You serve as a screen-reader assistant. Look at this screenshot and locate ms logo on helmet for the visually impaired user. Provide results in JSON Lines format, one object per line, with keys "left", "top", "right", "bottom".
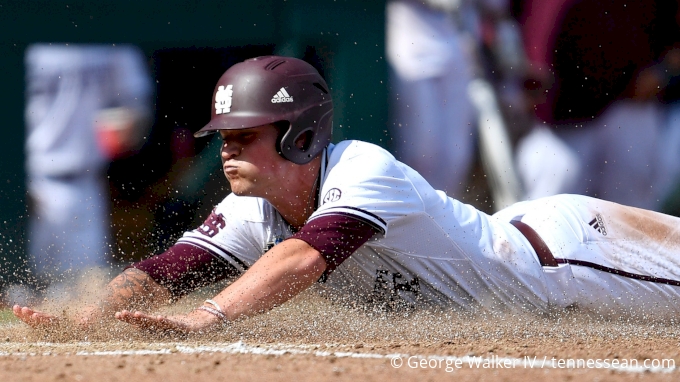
{"left": 215, "top": 85, "right": 234, "bottom": 114}
{"left": 271, "top": 87, "right": 293, "bottom": 103}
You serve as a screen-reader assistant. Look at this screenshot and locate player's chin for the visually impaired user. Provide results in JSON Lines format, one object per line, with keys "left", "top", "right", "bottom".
{"left": 228, "top": 182, "right": 255, "bottom": 197}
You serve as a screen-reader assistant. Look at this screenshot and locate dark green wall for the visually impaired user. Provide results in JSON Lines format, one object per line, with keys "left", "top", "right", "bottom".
{"left": 0, "top": 0, "right": 388, "bottom": 285}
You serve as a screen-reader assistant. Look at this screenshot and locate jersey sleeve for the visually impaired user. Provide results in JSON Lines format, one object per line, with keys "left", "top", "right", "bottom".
{"left": 290, "top": 214, "right": 376, "bottom": 275}
{"left": 129, "top": 242, "right": 239, "bottom": 298}
{"left": 175, "top": 193, "right": 292, "bottom": 272}
{"left": 310, "top": 141, "right": 425, "bottom": 236}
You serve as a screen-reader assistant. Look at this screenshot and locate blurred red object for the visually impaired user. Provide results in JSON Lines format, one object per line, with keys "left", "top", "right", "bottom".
{"left": 95, "top": 107, "right": 148, "bottom": 160}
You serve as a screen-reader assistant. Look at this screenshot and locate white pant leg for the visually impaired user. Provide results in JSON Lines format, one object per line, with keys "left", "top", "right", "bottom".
{"left": 28, "top": 174, "right": 110, "bottom": 282}
{"left": 517, "top": 194, "right": 680, "bottom": 319}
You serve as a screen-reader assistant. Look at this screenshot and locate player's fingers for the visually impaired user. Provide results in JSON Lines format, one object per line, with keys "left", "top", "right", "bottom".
{"left": 26, "top": 309, "right": 55, "bottom": 324}
{"left": 16, "top": 306, "right": 37, "bottom": 322}
{"left": 116, "top": 310, "right": 151, "bottom": 322}
{"left": 131, "top": 312, "right": 176, "bottom": 330}
{"left": 13, "top": 306, "right": 57, "bottom": 327}
{"left": 116, "top": 310, "right": 161, "bottom": 327}
{"left": 114, "top": 310, "right": 150, "bottom": 329}
{"left": 114, "top": 310, "right": 137, "bottom": 323}
{"left": 12, "top": 305, "right": 32, "bottom": 323}
{"left": 116, "top": 310, "right": 185, "bottom": 333}
{"left": 30, "top": 313, "right": 57, "bottom": 326}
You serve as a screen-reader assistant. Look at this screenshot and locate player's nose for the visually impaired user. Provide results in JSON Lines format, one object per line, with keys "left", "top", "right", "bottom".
{"left": 221, "top": 141, "right": 241, "bottom": 160}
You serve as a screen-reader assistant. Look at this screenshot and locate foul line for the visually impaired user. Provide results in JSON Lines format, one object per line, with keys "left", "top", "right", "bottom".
{"left": 0, "top": 341, "right": 675, "bottom": 374}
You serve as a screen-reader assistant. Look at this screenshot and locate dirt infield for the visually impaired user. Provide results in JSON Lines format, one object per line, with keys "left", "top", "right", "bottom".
{"left": 1, "top": 289, "right": 679, "bottom": 381}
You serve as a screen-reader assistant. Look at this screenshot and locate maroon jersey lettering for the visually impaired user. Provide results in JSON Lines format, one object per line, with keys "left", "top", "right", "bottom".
{"left": 198, "top": 210, "right": 226, "bottom": 237}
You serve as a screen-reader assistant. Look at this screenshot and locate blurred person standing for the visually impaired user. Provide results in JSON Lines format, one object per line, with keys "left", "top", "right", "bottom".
{"left": 386, "top": 0, "right": 477, "bottom": 197}
{"left": 17, "top": 44, "right": 153, "bottom": 303}
{"left": 387, "top": 0, "right": 526, "bottom": 204}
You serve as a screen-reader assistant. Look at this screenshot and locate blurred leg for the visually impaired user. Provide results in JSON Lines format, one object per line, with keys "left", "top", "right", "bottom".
{"left": 515, "top": 125, "right": 580, "bottom": 200}
{"left": 390, "top": 68, "right": 475, "bottom": 196}
{"left": 596, "top": 101, "right": 660, "bottom": 209}
{"left": 29, "top": 174, "right": 109, "bottom": 286}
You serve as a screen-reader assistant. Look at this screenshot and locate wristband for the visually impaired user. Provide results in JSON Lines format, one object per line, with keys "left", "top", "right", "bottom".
{"left": 197, "top": 306, "right": 228, "bottom": 322}
{"left": 204, "top": 299, "right": 225, "bottom": 314}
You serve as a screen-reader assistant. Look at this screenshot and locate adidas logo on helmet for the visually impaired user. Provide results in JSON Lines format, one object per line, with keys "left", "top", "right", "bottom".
{"left": 271, "top": 87, "right": 293, "bottom": 103}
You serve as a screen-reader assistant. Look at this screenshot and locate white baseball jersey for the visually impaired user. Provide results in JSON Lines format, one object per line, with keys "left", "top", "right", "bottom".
{"left": 177, "top": 140, "right": 680, "bottom": 317}
{"left": 179, "top": 140, "right": 559, "bottom": 313}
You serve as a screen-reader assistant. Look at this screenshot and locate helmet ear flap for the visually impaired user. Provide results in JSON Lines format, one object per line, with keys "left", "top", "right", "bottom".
{"left": 280, "top": 127, "right": 314, "bottom": 159}
{"left": 279, "top": 101, "right": 333, "bottom": 164}
{"left": 279, "top": 126, "right": 313, "bottom": 163}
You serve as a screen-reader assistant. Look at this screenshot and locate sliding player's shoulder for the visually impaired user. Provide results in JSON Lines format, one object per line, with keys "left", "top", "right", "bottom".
{"left": 329, "top": 140, "right": 395, "bottom": 162}
{"left": 213, "top": 193, "right": 277, "bottom": 223}
{"left": 327, "top": 140, "right": 402, "bottom": 177}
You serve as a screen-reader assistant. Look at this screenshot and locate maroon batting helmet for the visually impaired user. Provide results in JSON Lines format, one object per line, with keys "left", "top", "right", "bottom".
{"left": 194, "top": 56, "right": 333, "bottom": 164}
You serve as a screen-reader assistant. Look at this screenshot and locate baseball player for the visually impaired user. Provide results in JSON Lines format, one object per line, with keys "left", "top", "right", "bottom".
{"left": 19, "top": 44, "right": 152, "bottom": 304}
{"left": 13, "top": 56, "right": 680, "bottom": 332}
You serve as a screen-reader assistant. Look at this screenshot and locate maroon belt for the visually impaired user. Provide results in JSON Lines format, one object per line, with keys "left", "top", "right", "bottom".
{"left": 510, "top": 220, "right": 558, "bottom": 267}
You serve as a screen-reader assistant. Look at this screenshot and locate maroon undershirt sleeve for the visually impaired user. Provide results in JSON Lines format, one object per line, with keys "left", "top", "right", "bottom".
{"left": 290, "top": 214, "right": 378, "bottom": 276}
{"left": 130, "top": 214, "right": 377, "bottom": 296}
{"left": 128, "top": 243, "right": 240, "bottom": 299}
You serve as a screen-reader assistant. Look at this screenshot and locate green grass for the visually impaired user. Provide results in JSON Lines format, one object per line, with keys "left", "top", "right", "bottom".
{"left": 0, "top": 308, "right": 17, "bottom": 324}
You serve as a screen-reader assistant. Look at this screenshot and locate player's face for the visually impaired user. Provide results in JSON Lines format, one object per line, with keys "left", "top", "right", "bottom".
{"left": 219, "top": 125, "right": 293, "bottom": 197}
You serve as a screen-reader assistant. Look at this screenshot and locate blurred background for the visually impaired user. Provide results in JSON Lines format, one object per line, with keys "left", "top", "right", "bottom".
{"left": 1, "top": 0, "right": 680, "bottom": 302}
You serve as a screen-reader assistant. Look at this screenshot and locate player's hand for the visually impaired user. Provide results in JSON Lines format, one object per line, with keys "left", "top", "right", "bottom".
{"left": 114, "top": 309, "right": 221, "bottom": 334}
{"left": 13, "top": 304, "right": 107, "bottom": 330}
{"left": 12, "top": 305, "right": 61, "bottom": 328}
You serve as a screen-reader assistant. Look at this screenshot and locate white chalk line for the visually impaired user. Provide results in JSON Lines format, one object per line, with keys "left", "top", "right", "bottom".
{"left": 0, "top": 341, "right": 675, "bottom": 374}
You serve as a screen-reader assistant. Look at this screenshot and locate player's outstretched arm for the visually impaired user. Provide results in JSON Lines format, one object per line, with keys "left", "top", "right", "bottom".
{"left": 13, "top": 268, "right": 172, "bottom": 329}
{"left": 115, "top": 238, "right": 326, "bottom": 333}
{"left": 90, "top": 267, "right": 172, "bottom": 322}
